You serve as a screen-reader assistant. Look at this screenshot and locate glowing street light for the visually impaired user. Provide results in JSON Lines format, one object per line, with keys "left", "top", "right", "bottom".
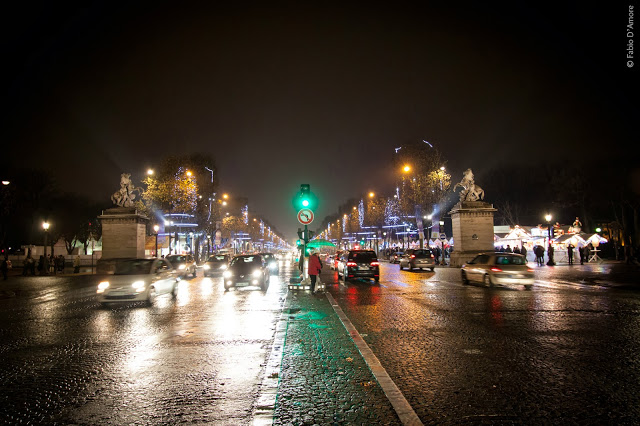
{"left": 153, "top": 224, "right": 160, "bottom": 257}
{"left": 147, "top": 169, "right": 154, "bottom": 175}
{"left": 42, "top": 221, "right": 50, "bottom": 275}
{"left": 368, "top": 192, "right": 375, "bottom": 198}
{"left": 545, "top": 214, "right": 555, "bottom": 266}
{"left": 403, "top": 165, "right": 411, "bottom": 173}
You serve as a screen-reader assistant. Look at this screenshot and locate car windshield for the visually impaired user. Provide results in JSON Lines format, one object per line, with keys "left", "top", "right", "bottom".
{"left": 495, "top": 255, "right": 527, "bottom": 265}
{"left": 230, "top": 256, "right": 261, "bottom": 266}
{"left": 412, "top": 249, "right": 431, "bottom": 257}
{"left": 350, "top": 251, "right": 377, "bottom": 261}
{"left": 167, "top": 255, "right": 187, "bottom": 263}
{"left": 208, "top": 255, "right": 227, "bottom": 262}
{"left": 114, "top": 259, "right": 153, "bottom": 275}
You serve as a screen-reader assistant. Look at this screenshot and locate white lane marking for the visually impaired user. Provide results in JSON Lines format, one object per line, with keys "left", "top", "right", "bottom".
{"left": 253, "top": 290, "right": 289, "bottom": 425}
{"left": 326, "top": 293, "right": 424, "bottom": 426}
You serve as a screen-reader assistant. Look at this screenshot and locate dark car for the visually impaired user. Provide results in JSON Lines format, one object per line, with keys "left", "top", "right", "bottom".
{"left": 223, "top": 254, "right": 269, "bottom": 291}
{"left": 166, "top": 254, "right": 197, "bottom": 279}
{"left": 259, "top": 252, "right": 279, "bottom": 274}
{"left": 391, "top": 251, "right": 404, "bottom": 264}
{"left": 399, "top": 249, "right": 436, "bottom": 271}
{"left": 203, "top": 254, "right": 230, "bottom": 277}
{"left": 338, "top": 250, "right": 380, "bottom": 283}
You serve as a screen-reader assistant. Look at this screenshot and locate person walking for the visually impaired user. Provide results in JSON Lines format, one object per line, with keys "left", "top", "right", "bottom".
{"left": 1, "top": 256, "right": 9, "bottom": 281}
{"left": 308, "top": 250, "right": 323, "bottom": 293}
{"left": 73, "top": 256, "right": 80, "bottom": 274}
{"left": 534, "top": 245, "right": 544, "bottom": 266}
{"left": 521, "top": 245, "right": 528, "bottom": 261}
{"left": 567, "top": 243, "right": 574, "bottom": 265}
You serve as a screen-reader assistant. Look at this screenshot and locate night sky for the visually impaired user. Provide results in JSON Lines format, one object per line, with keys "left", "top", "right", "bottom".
{"left": 2, "top": 2, "right": 637, "bottom": 239}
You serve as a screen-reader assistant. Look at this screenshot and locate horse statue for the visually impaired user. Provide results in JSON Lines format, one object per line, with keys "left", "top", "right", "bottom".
{"left": 111, "top": 173, "right": 142, "bottom": 207}
{"left": 453, "top": 168, "right": 485, "bottom": 202}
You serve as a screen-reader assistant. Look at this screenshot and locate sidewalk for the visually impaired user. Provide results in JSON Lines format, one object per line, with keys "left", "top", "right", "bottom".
{"left": 269, "top": 270, "right": 401, "bottom": 425}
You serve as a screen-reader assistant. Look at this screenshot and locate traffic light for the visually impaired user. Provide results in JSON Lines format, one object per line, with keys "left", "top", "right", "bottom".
{"left": 292, "top": 184, "right": 318, "bottom": 212}
{"left": 308, "top": 230, "right": 315, "bottom": 240}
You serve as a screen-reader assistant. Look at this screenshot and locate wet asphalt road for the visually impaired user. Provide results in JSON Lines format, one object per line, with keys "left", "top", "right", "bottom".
{"left": 0, "top": 266, "right": 293, "bottom": 425}
{"left": 1, "top": 261, "right": 639, "bottom": 424}
{"left": 326, "top": 262, "right": 640, "bottom": 424}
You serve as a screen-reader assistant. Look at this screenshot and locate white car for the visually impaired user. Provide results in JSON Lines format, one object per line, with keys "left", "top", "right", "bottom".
{"left": 97, "top": 258, "right": 178, "bottom": 306}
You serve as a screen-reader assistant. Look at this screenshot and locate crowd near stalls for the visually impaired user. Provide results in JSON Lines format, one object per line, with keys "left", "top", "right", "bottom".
{"left": 492, "top": 223, "right": 608, "bottom": 264}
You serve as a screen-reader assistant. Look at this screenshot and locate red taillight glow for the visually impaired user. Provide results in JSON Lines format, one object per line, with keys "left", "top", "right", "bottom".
{"left": 490, "top": 267, "right": 502, "bottom": 272}
{"left": 347, "top": 261, "right": 357, "bottom": 267}
{"left": 410, "top": 255, "right": 416, "bottom": 259}
{"left": 527, "top": 268, "right": 534, "bottom": 272}
{"left": 370, "top": 262, "right": 379, "bottom": 266}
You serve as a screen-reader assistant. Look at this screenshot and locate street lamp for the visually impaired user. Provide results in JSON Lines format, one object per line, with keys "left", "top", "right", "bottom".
{"left": 153, "top": 224, "right": 160, "bottom": 257}
{"left": 545, "top": 214, "right": 555, "bottom": 266}
{"left": 42, "top": 221, "right": 50, "bottom": 275}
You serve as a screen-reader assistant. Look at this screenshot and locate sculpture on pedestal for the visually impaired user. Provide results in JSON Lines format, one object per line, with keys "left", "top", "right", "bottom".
{"left": 453, "top": 168, "right": 485, "bottom": 202}
{"left": 110, "top": 173, "right": 141, "bottom": 208}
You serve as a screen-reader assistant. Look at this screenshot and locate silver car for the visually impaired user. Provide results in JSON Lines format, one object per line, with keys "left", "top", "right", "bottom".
{"left": 399, "top": 249, "right": 436, "bottom": 271}
{"left": 461, "top": 252, "right": 534, "bottom": 289}
{"left": 97, "top": 258, "right": 178, "bottom": 305}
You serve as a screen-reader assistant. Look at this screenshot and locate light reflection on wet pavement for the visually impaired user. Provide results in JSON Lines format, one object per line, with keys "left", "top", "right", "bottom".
{"left": 0, "top": 265, "right": 291, "bottom": 424}
{"left": 325, "top": 262, "right": 640, "bottom": 424}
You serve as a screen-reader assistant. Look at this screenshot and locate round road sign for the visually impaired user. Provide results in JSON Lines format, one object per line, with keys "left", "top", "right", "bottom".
{"left": 297, "top": 209, "right": 314, "bottom": 225}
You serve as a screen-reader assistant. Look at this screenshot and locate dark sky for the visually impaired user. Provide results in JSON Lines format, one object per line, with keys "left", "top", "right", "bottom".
{"left": 2, "top": 2, "right": 637, "bottom": 240}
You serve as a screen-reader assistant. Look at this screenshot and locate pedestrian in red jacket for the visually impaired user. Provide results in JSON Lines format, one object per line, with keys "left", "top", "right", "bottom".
{"left": 308, "top": 251, "right": 323, "bottom": 293}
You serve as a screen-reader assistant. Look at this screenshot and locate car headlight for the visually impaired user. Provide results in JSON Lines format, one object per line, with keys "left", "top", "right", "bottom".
{"left": 223, "top": 270, "right": 232, "bottom": 278}
{"left": 203, "top": 265, "right": 211, "bottom": 270}
{"left": 132, "top": 280, "right": 146, "bottom": 292}
{"left": 97, "top": 281, "right": 110, "bottom": 293}
{"left": 252, "top": 269, "right": 262, "bottom": 277}
{"left": 178, "top": 264, "right": 186, "bottom": 270}
{"left": 220, "top": 264, "right": 228, "bottom": 270}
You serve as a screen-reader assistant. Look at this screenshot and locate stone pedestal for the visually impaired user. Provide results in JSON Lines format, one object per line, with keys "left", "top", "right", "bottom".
{"left": 96, "top": 207, "right": 149, "bottom": 273}
{"left": 449, "top": 201, "right": 497, "bottom": 267}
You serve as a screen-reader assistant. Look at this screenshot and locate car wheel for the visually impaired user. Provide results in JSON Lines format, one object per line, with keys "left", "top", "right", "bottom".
{"left": 171, "top": 282, "right": 178, "bottom": 298}
{"left": 461, "top": 271, "right": 469, "bottom": 285}
{"left": 340, "top": 269, "right": 348, "bottom": 283}
{"left": 260, "top": 277, "right": 268, "bottom": 291}
{"left": 409, "top": 263, "right": 413, "bottom": 271}
{"left": 399, "top": 262, "right": 403, "bottom": 271}
{"left": 430, "top": 267, "right": 435, "bottom": 272}
{"left": 374, "top": 277, "right": 380, "bottom": 283}
{"left": 192, "top": 268, "right": 197, "bottom": 278}
{"left": 524, "top": 284, "right": 532, "bottom": 290}
{"left": 147, "top": 287, "right": 157, "bottom": 305}
{"left": 483, "top": 274, "right": 493, "bottom": 287}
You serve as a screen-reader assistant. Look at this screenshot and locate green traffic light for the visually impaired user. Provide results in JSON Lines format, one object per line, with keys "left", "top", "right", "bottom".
{"left": 302, "top": 199, "right": 309, "bottom": 207}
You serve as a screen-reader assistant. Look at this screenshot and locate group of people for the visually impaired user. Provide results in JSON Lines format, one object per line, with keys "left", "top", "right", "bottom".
{"left": 532, "top": 243, "right": 594, "bottom": 266}
{"left": 0, "top": 253, "right": 83, "bottom": 280}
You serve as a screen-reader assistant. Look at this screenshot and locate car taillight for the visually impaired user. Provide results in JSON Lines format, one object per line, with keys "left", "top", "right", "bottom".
{"left": 527, "top": 268, "right": 534, "bottom": 272}
{"left": 347, "top": 261, "right": 357, "bottom": 267}
{"left": 430, "top": 254, "right": 434, "bottom": 258}
{"left": 410, "top": 255, "right": 416, "bottom": 259}
{"left": 490, "top": 267, "right": 502, "bottom": 272}
{"left": 370, "top": 262, "right": 379, "bottom": 266}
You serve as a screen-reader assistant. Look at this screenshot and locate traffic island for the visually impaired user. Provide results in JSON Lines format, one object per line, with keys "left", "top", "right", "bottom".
{"left": 270, "top": 291, "right": 400, "bottom": 425}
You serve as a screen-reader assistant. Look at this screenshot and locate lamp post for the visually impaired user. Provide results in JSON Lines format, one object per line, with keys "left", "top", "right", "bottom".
{"left": 153, "top": 225, "right": 160, "bottom": 257}
{"left": 42, "top": 221, "right": 50, "bottom": 275}
{"left": 545, "top": 214, "right": 555, "bottom": 266}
